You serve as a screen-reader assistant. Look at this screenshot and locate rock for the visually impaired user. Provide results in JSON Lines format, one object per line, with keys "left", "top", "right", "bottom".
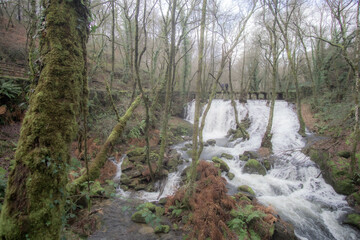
{"left": 206, "top": 139, "right": 216, "bottom": 146}
{"left": 243, "top": 159, "right": 266, "bottom": 176}
{"left": 129, "top": 179, "right": 140, "bottom": 188}
{"left": 212, "top": 156, "right": 230, "bottom": 172}
{"left": 337, "top": 151, "right": 351, "bottom": 159}
{"left": 127, "top": 147, "right": 146, "bottom": 158}
{"left": 185, "top": 143, "right": 192, "bottom": 148}
{"left": 158, "top": 197, "right": 168, "bottom": 205}
{"left": 121, "top": 157, "right": 134, "bottom": 172}
{"left": 273, "top": 219, "right": 298, "bottom": 240}
{"left": 135, "top": 184, "right": 147, "bottom": 191}
{"left": 221, "top": 153, "right": 234, "bottom": 160}
{"left": 226, "top": 172, "right": 235, "bottom": 180}
{"left": 243, "top": 151, "right": 260, "bottom": 159}
{"left": 237, "top": 185, "right": 255, "bottom": 196}
{"left": 120, "top": 173, "right": 131, "bottom": 185}
{"left": 239, "top": 154, "right": 249, "bottom": 161}
{"left": 131, "top": 209, "right": 151, "bottom": 223}
{"left": 138, "top": 226, "right": 154, "bottom": 234}
{"left": 154, "top": 225, "right": 170, "bottom": 234}
{"left": 127, "top": 169, "right": 142, "bottom": 179}
{"left": 347, "top": 191, "right": 360, "bottom": 210}
{"left": 263, "top": 159, "right": 271, "bottom": 170}
{"left": 138, "top": 202, "right": 157, "bottom": 212}
{"left": 344, "top": 213, "right": 360, "bottom": 230}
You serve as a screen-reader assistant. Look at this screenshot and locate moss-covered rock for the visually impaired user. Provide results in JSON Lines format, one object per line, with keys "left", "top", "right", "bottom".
{"left": 221, "top": 153, "right": 234, "bottom": 160}
{"left": 227, "top": 172, "right": 235, "bottom": 180}
{"left": 237, "top": 185, "right": 255, "bottom": 196}
{"left": 243, "top": 159, "right": 266, "bottom": 176}
{"left": 154, "top": 224, "right": 170, "bottom": 234}
{"left": 344, "top": 213, "right": 360, "bottom": 230}
{"left": 263, "top": 159, "right": 271, "bottom": 170}
{"left": 212, "top": 156, "right": 230, "bottom": 172}
{"left": 206, "top": 139, "right": 216, "bottom": 146}
{"left": 139, "top": 202, "right": 156, "bottom": 212}
{"left": 127, "top": 147, "right": 146, "bottom": 158}
{"left": 131, "top": 208, "right": 151, "bottom": 223}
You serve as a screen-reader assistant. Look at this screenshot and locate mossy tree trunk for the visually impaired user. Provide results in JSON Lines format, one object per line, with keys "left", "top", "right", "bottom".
{"left": 69, "top": 95, "right": 142, "bottom": 192}
{"left": 0, "top": 1, "right": 89, "bottom": 239}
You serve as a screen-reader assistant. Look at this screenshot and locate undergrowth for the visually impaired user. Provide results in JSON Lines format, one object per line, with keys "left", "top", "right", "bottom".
{"left": 165, "top": 161, "right": 278, "bottom": 240}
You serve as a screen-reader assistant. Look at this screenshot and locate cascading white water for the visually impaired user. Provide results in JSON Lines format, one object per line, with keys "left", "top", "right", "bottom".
{"left": 114, "top": 99, "right": 359, "bottom": 239}
{"left": 185, "top": 99, "right": 359, "bottom": 240}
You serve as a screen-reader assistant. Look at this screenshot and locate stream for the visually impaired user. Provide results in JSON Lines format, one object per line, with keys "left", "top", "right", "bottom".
{"left": 114, "top": 99, "right": 359, "bottom": 240}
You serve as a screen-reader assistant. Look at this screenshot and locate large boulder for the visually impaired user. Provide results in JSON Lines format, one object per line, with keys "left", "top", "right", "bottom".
{"left": 206, "top": 139, "right": 216, "bottom": 146}
{"left": 243, "top": 159, "right": 266, "bottom": 176}
{"left": 212, "top": 156, "right": 230, "bottom": 172}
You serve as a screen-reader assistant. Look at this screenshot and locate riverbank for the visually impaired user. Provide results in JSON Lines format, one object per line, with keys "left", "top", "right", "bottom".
{"left": 301, "top": 102, "right": 360, "bottom": 230}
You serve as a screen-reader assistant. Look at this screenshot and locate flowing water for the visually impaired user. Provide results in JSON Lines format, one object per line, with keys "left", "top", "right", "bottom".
{"left": 115, "top": 99, "right": 360, "bottom": 240}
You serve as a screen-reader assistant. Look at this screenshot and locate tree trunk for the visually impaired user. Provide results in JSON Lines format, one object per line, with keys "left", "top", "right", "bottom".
{"left": 158, "top": 0, "right": 177, "bottom": 171}
{"left": 187, "top": 0, "right": 207, "bottom": 198}
{"left": 69, "top": 95, "right": 142, "bottom": 192}
{"left": 0, "top": 1, "right": 89, "bottom": 238}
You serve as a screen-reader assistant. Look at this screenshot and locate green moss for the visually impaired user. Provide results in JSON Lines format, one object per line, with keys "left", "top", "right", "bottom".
{"left": 211, "top": 156, "right": 230, "bottom": 172}
{"left": 237, "top": 185, "right": 255, "bottom": 196}
{"left": 155, "top": 206, "right": 165, "bottom": 216}
{"left": 345, "top": 213, "right": 360, "bottom": 230}
{"left": 221, "top": 153, "right": 234, "bottom": 160}
{"left": 154, "top": 224, "right": 170, "bottom": 234}
{"left": 227, "top": 172, "right": 235, "bottom": 180}
{"left": 131, "top": 209, "right": 151, "bottom": 223}
{"left": 243, "top": 159, "right": 266, "bottom": 176}
{"left": 127, "top": 147, "right": 146, "bottom": 158}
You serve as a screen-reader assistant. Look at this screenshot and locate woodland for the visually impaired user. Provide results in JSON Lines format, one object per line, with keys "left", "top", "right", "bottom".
{"left": 0, "top": 0, "right": 360, "bottom": 239}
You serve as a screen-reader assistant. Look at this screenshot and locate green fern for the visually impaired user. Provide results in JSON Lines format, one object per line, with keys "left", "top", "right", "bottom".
{"left": 0, "top": 80, "right": 22, "bottom": 100}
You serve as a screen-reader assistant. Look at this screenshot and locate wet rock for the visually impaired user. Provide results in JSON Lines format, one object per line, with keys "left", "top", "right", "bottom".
{"left": 212, "top": 156, "right": 230, "bottom": 172}
{"left": 120, "top": 173, "right": 131, "bottom": 185}
{"left": 121, "top": 157, "right": 134, "bottom": 172}
{"left": 206, "top": 139, "right": 216, "bottom": 146}
{"left": 258, "top": 147, "right": 271, "bottom": 158}
{"left": 226, "top": 172, "right": 235, "bottom": 180}
{"left": 243, "top": 159, "right": 266, "bottom": 176}
{"left": 263, "top": 159, "right": 271, "bottom": 170}
{"left": 273, "top": 219, "right": 298, "bottom": 240}
{"left": 154, "top": 225, "right": 170, "bottom": 234}
{"left": 237, "top": 185, "right": 255, "bottom": 196}
{"left": 242, "top": 151, "right": 260, "bottom": 160}
{"left": 221, "top": 153, "right": 234, "bottom": 160}
{"left": 344, "top": 213, "right": 360, "bottom": 230}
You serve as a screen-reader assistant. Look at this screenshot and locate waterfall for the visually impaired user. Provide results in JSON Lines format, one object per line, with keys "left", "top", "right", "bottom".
{"left": 185, "top": 99, "right": 359, "bottom": 240}
{"left": 115, "top": 99, "right": 359, "bottom": 240}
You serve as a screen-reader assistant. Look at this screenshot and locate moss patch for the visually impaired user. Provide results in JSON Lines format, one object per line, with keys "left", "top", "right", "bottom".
{"left": 243, "top": 159, "right": 266, "bottom": 176}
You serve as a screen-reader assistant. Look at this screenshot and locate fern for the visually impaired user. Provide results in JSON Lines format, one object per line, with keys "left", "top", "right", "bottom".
{"left": 0, "top": 80, "right": 22, "bottom": 100}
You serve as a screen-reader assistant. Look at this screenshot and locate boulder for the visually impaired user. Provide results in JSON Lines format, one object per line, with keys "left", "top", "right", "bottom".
{"left": 227, "top": 172, "right": 235, "bottom": 180}
{"left": 221, "top": 153, "right": 234, "bottom": 160}
{"left": 212, "top": 156, "right": 230, "bottom": 172}
{"left": 206, "top": 139, "right": 216, "bottom": 146}
{"left": 131, "top": 208, "right": 151, "bottom": 223}
{"left": 127, "top": 147, "right": 146, "bottom": 158}
{"left": 263, "top": 159, "right": 271, "bottom": 170}
{"left": 237, "top": 185, "right": 255, "bottom": 196}
{"left": 243, "top": 159, "right": 266, "bottom": 176}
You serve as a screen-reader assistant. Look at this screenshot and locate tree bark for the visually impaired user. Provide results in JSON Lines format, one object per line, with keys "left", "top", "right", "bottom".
{"left": 0, "top": 1, "right": 89, "bottom": 238}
